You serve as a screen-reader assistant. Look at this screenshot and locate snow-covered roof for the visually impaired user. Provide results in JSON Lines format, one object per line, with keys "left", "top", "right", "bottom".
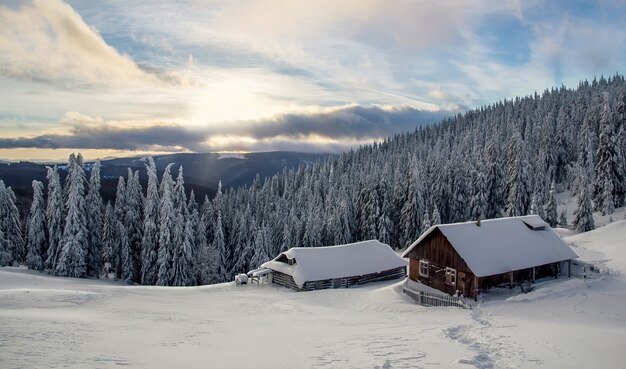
{"left": 401, "top": 215, "right": 578, "bottom": 277}
{"left": 261, "top": 240, "right": 407, "bottom": 288}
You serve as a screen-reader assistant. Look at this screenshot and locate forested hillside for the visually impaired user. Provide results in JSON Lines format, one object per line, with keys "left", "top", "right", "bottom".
{"left": 1, "top": 75, "right": 625, "bottom": 285}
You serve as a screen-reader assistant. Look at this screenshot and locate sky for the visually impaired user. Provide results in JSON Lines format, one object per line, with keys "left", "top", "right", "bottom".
{"left": 0, "top": 0, "right": 625, "bottom": 161}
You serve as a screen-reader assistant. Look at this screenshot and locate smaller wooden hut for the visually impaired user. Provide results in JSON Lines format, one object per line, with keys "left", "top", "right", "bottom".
{"left": 260, "top": 240, "right": 407, "bottom": 291}
{"left": 401, "top": 215, "right": 578, "bottom": 299}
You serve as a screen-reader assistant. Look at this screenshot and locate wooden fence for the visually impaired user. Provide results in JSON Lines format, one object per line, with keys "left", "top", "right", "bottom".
{"left": 403, "top": 280, "right": 471, "bottom": 309}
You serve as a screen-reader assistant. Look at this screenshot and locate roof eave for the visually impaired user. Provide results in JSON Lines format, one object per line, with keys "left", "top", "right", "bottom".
{"left": 401, "top": 225, "right": 438, "bottom": 258}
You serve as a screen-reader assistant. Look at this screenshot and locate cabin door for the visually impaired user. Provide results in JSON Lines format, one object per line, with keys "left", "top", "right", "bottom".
{"left": 457, "top": 271, "right": 466, "bottom": 295}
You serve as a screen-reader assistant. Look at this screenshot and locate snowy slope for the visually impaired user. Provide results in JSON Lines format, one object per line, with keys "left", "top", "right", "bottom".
{"left": 2, "top": 221, "right": 626, "bottom": 368}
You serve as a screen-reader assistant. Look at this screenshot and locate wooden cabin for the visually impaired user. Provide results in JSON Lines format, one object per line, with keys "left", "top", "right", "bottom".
{"left": 260, "top": 240, "right": 407, "bottom": 291}
{"left": 401, "top": 215, "right": 578, "bottom": 299}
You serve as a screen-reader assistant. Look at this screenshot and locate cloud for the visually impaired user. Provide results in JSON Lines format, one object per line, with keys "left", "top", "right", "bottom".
{"left": 0, "top": 106, "right": 451, "bottom": 153}
{"left": 0, "top": 0, "right": 186, "bottom": 87}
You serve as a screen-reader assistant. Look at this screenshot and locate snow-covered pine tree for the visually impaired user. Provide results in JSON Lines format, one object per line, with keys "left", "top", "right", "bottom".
{"left": 26, "top": 180, "right": 46, "bottom": 270}
{"left": 101, "top": 202, "right": 116, "bottom": 276}
{"left": 545, "top": 182, "right": 559, "bottom": 227}
{"left": 573, "top": 171, "right": 595, "bottom": 232}
{"left": 45, "top": 165, "right": 64, "bottom": 271}
{"left": 85, "top": 159, "right": 103, "bottom": 277}
{"left": 157, "top": 164, "right": 176, "bottom": 286}
{"left": 55, "top": 154, "right": 88, "bottom": 278}
{"left": 593, "top": 92, "right": 624, "bottom": 214}
{"left": 141, "top": 157, "right": 160, "bottom": 285}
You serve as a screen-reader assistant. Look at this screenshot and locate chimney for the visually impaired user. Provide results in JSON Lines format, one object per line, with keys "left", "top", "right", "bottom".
{"left": 475, "top": 214, "right": 482, "bottom": 227}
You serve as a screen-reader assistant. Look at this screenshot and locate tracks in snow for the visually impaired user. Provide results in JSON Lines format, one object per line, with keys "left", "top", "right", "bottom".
{"left": 446, "top": 308, "right": 543, "bottom": 369}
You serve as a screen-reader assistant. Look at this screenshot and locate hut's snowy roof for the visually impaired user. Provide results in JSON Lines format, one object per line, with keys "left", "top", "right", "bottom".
{"left": 401, "top": 215, "right": 578, "bottom": 277}
{"left": 261, "top": 240, "right": 407, "bottom": 288}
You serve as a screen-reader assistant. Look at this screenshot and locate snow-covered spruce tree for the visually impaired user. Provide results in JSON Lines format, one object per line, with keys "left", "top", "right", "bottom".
{"left": 45, "top": 165, "right": 64, "bottom": 271}
{"left": 113, "top": 176, "right": 126, "bottom": 278}
{"left": 399, "top": 164, "right": 422, "bottom": 248}
{"left": 365, "top": 186, "right": 380, "bottom": 241}
{"left": 26, "top": 180, "right": 46, "bottom": 270}
{"left": 529, "top": 192, "right": 540, "bottom": 215}
{"left": 249, "top": 223, "right": 271, "bottom": 270}
{"left": 0, "top": 180, "right": 23, "bottom": 265}
{"left": 157, "top": 164, "right": 176, "bottom": 286}
{"left": 117, "top": 221, "right": 132, "bottom": 283}
{"left": 431, "top": 207, "right": 441, "bottom": 226}
{"left": 174, "top": 166, "right": 188, "bottom": 218}
{"left": 101, "top": 202, "right": 116, "bottom": 276}
{"left": 536, "top": 190, "right": 546, "bottom": 221}
{"left": 559, "top": 209, "right": 568, "bottom": 227}
{"left": 470, "top": 170, "right": 487, "bottom": 221}
{"left": 545, "top": 182, "right": 559, "bottom": 227}
{"left": 193, "top": 205, "right": 210, "bottom": 285}
{"left": 85, "top": 159, "right": 103, "bottom": 277}
{"left": 484, "top": 142, "right": 503, "bottom": 219}
{"left": 125, "top": 169, "right": 144, "bottom": 283}
{"left": 593, "top": 92, "right": 624, "bottom": 213}
{"left": 141, "top": 157, "right": 160, "bottom": 285}
{"left": 199, "top": 195, "right": 218, "bottom": 282}
{"left": 0, "top": 181, "right": 11, "bottom": 265}
{"left": 6, "top": 186, "right": 24, "bottom": 263}
{"left": 332, "top": 195, "right": 352, "bottom": 246}
{"left": 213, "top": 210, "right": 227, "bottom": 282}
{"left": 573, "top": 171, "right": 595, "bottom": 233}
{"left": 230, "top": 210, "right": 251, "bottom": 275}
{"left": 0, "top": 229, "right": 11, "bottom": 266}
{"left": 422, "top": 211, "right": 431, "bottom": 231}
{"left": 505, "top": 131, "right": 530, "bottom": 217}
{"left": 55, "top": 154, "right": 88, "bottom": 278}
{"left": 378, "top": 190, "right": 394, "bottom": 246}
{"left": 172, "top": 212, "right": 195, "bottom": 286}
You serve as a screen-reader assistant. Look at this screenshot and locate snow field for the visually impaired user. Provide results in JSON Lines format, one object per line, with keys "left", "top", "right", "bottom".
{"left": 1, "top": 220, "right": 626, "bottom": 368}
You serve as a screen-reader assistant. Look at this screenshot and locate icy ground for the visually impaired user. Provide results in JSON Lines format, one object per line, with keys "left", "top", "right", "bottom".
{"left": 2, "top": 222, "right": 626, "bottom": 368}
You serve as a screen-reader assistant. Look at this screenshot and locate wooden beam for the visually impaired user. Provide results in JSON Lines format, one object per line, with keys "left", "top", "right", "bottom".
{"left": 474, "top": 276, "right": 478, "bottom": 301}
{"left": 568, "top": 260, "right": 571, "bottom": 278}
{"left": 509, "top": 272, "right": 513, "bottom": 289}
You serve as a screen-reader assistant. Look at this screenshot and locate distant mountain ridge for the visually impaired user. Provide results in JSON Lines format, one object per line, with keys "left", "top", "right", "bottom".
{"left": 0, "top": 151, "right": 332, "bottom": 217}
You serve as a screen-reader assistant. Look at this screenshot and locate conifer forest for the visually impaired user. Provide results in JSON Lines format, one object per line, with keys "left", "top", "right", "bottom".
{"left": 1, "top": 75, "right": 625, "bottom": 286}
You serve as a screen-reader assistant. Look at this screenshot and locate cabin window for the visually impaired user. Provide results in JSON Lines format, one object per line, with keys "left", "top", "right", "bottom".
{"left": 419, "top": 260, "right": 429, "bottom": 278}
{"left": 446, "top": 268, "right": 457, "bottom": 286}
{"left": 288, "top": 258, "right": 297, "bottom": 266}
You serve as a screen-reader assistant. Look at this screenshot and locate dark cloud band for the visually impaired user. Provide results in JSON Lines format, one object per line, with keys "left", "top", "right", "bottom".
{"left": 0, "top": 105, "right": 451, "bottom": 153}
